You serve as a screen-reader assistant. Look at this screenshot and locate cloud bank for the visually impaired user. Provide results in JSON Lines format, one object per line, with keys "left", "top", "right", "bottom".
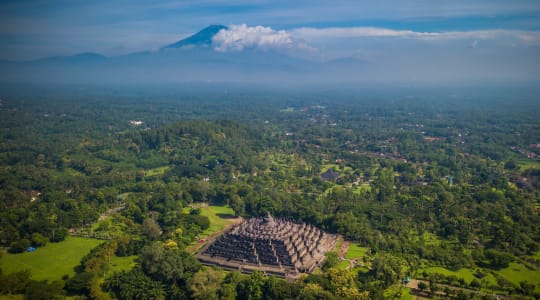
{"left": 210, "top": 24, "right": 540, "bottom": 57}
{"left": 212, "top": 24, "right": 303, "bottom": 52}
{"left": 292, "top": 27, "right": 540, "bottom": 44}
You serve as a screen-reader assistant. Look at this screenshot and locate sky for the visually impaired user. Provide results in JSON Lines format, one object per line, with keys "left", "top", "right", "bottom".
{"left": 1, "top": 1, "right": 539, "bottom": 84}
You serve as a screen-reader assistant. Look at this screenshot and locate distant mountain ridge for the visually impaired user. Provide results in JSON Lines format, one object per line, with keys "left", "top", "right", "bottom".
{"left": 162, "top": 25, "right": 227, "bottom": 49}
{"left": 0, "top": 24, "right": 367, "bottom": 85}
{"left": 35, "top": 52, "right": 107, "bottom": 64}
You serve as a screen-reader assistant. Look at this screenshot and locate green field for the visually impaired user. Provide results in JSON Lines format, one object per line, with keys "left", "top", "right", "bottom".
{"left": 497, "top": 262, "right": 540, "bottom": 289}
{"left": 345, "top": 244, "right": 369, "bottom": 259}
{"left": 355, "top": 266, "right": 370, "bottom": 274}
{"left": 198, "top": 205, "right": 236, "bottom": 237}
{"left": 321, "top": 163, "right": 353, "bottom": 175}
{"left": 105, "top": 255, "right": 137, "bottom": 278}
{"left": 183, "top": 205, "right": 238, "bottom": 253}
{"left": 421, "top": 266, "right": 475, "bottom": 283}
{"left": 420, "top": 266, "right": 497, "bottom": 287}
{"left": 396, "top": 288, "right": 414, "bottom": 300}
{"left": 351, "top": 183, "right": 371, "bottom": 194}
{"left": 183, "top": 204, "right": 237, "bottom": 247}
{"left": 516, "top": 159, "right": 540, "bottom": 172}
{"left": 385, "top": 286, "right": 414, "bottom": 300}
{"left": 0, "top": 237, "right": 103, "bottom": 281}
{"left": 336, "top": 260, "right": 350, "bottom": 270}
{"left": 144, "top": 166, "right": 170, "bottom": 177}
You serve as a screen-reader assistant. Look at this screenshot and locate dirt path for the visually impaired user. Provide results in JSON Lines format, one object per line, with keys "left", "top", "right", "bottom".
{"left": 406, "top": 279, "right": 422, "bottom": 290}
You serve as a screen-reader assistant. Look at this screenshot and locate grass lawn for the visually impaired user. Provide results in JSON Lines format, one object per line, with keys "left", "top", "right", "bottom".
{"left": 336, "top": 260, "right": 350, "bottom": 270}
{"left": 185, "top": 205, "right": 238, "bottom": 253}
{"left": 105, "top": 255, "right": 137, "bottom": 278}
{"left": 345, "top": 244, "right": 368, "bottom": 259}
{"left": 183, "top": 205, "right": 235, "bottom": 253}
{"left": 396, "top": 288, "right": 414, "bottom": 300}
{"left": 420, "top": 266, "right": 497, "bottom": 286}
{"left": 345, "top": 265, "right": 370, "bottom": 279}
{"left": 351, "top": 183, "right": 371, "bottom": 194}
{"left": 0, "top": 236, "right": 103, "bottom": 281}
{"left": 198, "top": 205, "right": 236, "bottom": 238}
{"left": 517, "top": 159, "right": 540, "bottom": 172}
{"left": 385, "top": 286, "right": 414, "bottom": 300}
{"left": 144, "top": 166, "right": 170, "bottom": 177}
{"left": 48, "top": 167, "right": 86, "bottom": 181}
{"left": 321, "top": 163, "right": 353, "bottom": 175}
{"left": 497, "top": 262, "right": 540, "bottom": 289}
{"left": 421, "top": 266, "right": 475, "bottom": 283}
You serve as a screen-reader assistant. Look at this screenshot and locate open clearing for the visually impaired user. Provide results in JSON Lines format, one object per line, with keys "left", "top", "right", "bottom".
{"left": 336, "top": 260, "right": 350, "bottom": 270}
{"left": 420, "top": 266, "right": 499, "bottom": 288}
{"left": 0, "top": 236, "right": 103, "bottom": 281}
{"left": 105, "top": 255, "right": 137, "bottom": 278}
{"left": 497, "top": 262, "right": 540, "bottom": 290}
{"left": 198, "top": 205, "right": 237, "bottom": 238}
{"left": 517, "top": 159, "right": 540, "bottom": 172}
{"left": 185, "top": 205, "right": 242, "bottom": 253}
{"left": 385, "top": 285, "right": 415, "bottom": 300}
{"left": 420, "top": 266, "right": 476, "bottom": 283}
{"left": 345, "top": 244, "right": 369, "bottom": 259}
{"left": 144, "top": 166, "right": 170, "bottom": 177}
{"left": 351, "top": 183, "right": 371, "bottom": 194}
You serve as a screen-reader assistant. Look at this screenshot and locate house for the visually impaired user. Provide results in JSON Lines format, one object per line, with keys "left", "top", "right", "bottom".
{"left": 320, "top": 169, "right": 339, "bottom": 181}
{"left": 129, "top": 120, "right": 143, "bottom": 126}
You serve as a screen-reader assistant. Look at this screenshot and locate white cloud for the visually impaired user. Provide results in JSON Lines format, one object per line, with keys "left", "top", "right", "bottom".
{"left": 292, "top": 26, "right": 540, "bottom": 44}
{"left": 212, "top": 24, "right": 303, "bottom": 52}
{"left": 292, "top": 27, "right": 428, "bottom": 39}
{"left": 518, "top": 32, "right": 540, "bottom": 45}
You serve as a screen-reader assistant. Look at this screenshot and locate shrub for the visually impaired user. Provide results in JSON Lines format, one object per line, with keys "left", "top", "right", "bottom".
{"left": 9, "top": 238, "right": 31, "bottom": 253}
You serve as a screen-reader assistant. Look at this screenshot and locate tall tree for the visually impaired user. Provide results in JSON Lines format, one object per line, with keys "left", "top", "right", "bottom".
{"left": 142, "top": 218, "right": 162, "bottom": 241}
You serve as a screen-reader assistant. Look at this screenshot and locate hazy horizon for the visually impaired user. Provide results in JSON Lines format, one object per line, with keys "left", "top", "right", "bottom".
{"left": 1, "top": 1, "right": 539, "bottom": 86}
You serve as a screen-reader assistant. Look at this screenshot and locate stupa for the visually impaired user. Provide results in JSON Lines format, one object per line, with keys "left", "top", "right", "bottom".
{"left": 196, "top": 213, "right": 337, "bottom": 278}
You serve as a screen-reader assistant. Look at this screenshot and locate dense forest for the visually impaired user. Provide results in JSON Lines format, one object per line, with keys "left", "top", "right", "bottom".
{"left": 1, "top": 85, "right": 539, "bottom": 299}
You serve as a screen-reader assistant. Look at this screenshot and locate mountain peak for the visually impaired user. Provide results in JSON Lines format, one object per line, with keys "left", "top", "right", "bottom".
{"left": 162, "top": 24, "right": 227, "bottom": 49}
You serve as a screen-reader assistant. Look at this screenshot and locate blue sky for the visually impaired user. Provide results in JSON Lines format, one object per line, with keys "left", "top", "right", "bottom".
{"left": 1, "top": 0, "right": 540, "bottom": 84}
{"left": 1, "top": 0, "right": 539, "bottom": 60}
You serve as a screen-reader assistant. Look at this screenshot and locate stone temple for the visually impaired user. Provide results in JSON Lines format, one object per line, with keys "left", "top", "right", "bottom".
{"left": 196, "top": 213, "right": 337, "bottom": 278}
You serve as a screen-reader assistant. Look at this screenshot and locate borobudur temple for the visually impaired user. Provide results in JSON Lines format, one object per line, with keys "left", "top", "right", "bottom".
{"left": 196, "top": 213, "right": 337, "bottom": 278}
